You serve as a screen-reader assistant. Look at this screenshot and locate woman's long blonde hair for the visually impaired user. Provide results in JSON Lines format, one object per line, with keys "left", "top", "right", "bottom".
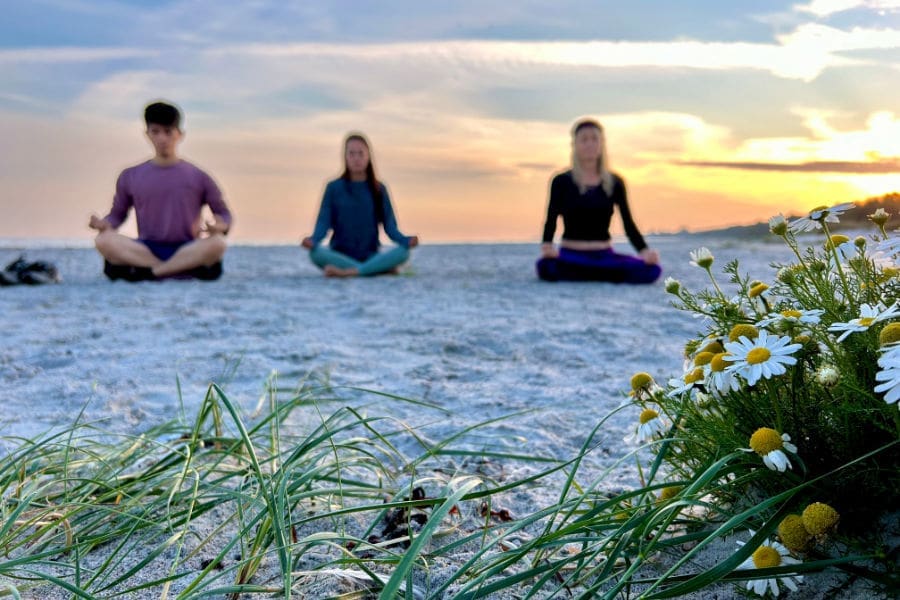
{"left": 570, "top": 118, "right": 613, "bottom": 195}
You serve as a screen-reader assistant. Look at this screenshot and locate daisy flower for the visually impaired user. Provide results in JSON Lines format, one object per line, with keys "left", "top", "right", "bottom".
{"left": 707, "top": 352, "right": 741, "bottom": 395}
{"left": 824, "top": 234, "right": 856, "bottom": 261}
{"left": 828, "top": 302, "right": 900, "bottom": 342}
{"left": 874, "top": 343, "right": 900, "bottom": 404}
{"left": 876, "top": 232, "right": 900, "bottom": 256}
{"left": 745, "top": 427, "right": 798, "bottom": 472}
{"left": 789, "top": 202, "right": 855, "bottom": 233}
{"left": 756, "top": 308, "right": 824, "bottom": 331}
{"left": 666, "top": 368, "right": 704, "bottom": 397}
{"left": 629, "top": 408, "right": 668, "bottom": 443}
{"left": 689, "top": 247, "right": 714, "bottom": 269}
{"left": 629, "top": 372, "right": 662, "bottom": 400}
{"left": 724, "top": 330, "right": 802, "bottom": 386}
{"left": 735, "top": 533, "right": 803, "bottom": 597}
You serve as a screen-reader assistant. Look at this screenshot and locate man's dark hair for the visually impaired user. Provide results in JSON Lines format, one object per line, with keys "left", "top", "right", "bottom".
{"left": 144, "top": 101, "right": 181, "bottom": 129}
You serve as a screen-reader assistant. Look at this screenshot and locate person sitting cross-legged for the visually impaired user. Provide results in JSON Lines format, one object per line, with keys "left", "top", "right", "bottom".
{"left": 301, "top": 132, "right": 418, "bottom": 278}
{"left": 89, "top": 100, "right": 233, "bottom": 282}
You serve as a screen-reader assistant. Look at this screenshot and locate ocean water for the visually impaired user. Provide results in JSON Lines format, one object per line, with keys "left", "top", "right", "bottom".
{"left": 0, "top": 238, "right": 794, "bottom": 484}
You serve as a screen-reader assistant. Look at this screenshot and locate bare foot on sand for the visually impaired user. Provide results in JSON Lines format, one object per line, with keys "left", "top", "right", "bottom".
{"left": 323, "top": 265, "right": 359, "bottom": 278}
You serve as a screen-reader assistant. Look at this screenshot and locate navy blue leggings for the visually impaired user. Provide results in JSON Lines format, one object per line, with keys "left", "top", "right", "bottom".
{"left": 536, "top": 248, "right": 661, "bottom": 284}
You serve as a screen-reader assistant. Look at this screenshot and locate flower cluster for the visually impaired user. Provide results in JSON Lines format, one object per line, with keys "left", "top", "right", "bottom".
{"left": 624, "top": 203, "right": 900, "bottom": 596}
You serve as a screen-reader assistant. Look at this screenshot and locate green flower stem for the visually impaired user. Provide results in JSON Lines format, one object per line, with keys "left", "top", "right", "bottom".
{"left": 764, "top": 379, "right": 784, "bottom": 432}
{"left": 704, "top": 267, "right": 726, "bottom": 300}
{"left": 822, "top": 221, "right": 854, "bottom": 302}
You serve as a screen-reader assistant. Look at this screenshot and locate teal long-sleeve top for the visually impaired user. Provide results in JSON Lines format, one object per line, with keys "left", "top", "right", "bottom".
{"left": 311, "top": 178, "right": 410, "bottom": 262}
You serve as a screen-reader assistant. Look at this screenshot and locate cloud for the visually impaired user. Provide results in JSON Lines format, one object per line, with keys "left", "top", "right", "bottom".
{"left": 0, "top": 47, "right": 158, "bottom": 64}
{"left": 794, "top": 0, "right": 900, "bottom": 17}
{"left": 675, "top": 157, "right": 900, "bottom": 173}
{"left": 207, "top": 37, "right": 861, "bottom": 82}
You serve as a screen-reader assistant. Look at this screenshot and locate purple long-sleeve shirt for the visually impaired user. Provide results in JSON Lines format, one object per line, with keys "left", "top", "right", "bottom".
{"left": 104, "top": 160, "right": 232, "bottom": 243}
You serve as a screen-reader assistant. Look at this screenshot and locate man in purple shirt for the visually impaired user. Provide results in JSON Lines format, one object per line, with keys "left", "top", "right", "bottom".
{"left": 89, "top": 101, "right": 232, "bottom": 281}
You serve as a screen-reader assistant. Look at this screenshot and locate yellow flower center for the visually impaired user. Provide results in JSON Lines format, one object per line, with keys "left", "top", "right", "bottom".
{"left": 639, "top": 408, "right": 659, "bottom": 424}
{"left": 825, "top": 234, "right": 849, "bottom": 249}
{"left": 810, "top": 205, "right": 828, "bottom": 215}
{"left": 751, "top": 545, "right": 782, "bottom": 569}
{"left": 778, "top": 514, "right": 811, "bottom": 552}
{"left": 781, "top": 310, "right": 802, "bottom": 319}
{"left": 658, "top": 486, "right": 681, "bottom": 501}
{"left": 793, "top": 334, "right": 811, "bottom": 346}
{"left": 700, "top": 340, "right": 725, "bottom": 355}
{"left": 858, "top": 317, "right": 875, "bottom": 326}
{"left": 748, "top": 283, "right": 769, "bottom": 298}
{"left": 630, "top": 372, "right": 653, "bottom": 392}
{"left": 694, "top": 351, "right": 714, "bottom": 367}
{"left": 746, "top": 347, "right": 771, "bottom": 365}
{"left": 710, "top": 353, "right": 730, "bottom": 372}
{"left": 883, "top": 267, "right": 899, "bottom": 279}
{"left": 802, "top": 502, "right": 840, "bottom": 536}
{"left": 749, "top": 427, "right": 783, "bottom": 455}
{"left": 880, "top": 323, "right": 900, "bottom": 346}
{"left": 729, "top": 324, "right": 759, "bottom": 342}
{"left": 684, "top": 368, "right": 704, "bottom": 384}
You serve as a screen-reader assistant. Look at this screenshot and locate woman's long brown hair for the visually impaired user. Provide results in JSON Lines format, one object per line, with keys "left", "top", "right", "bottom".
{"left": 341, "top": 133, "right": 384, "bottom": 224}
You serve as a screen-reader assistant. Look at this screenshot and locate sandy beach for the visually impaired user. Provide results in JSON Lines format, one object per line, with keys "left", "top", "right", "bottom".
{"left": 3, "top": 235, "right": 876, "bottom": 599}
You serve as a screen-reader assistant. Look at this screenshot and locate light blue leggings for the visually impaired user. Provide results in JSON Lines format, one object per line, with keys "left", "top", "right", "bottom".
{"left": 310, "top": 245, "right": 410, "bottom": 276}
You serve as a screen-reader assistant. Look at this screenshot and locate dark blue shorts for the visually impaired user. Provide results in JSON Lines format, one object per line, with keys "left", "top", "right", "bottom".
{"left": 140, "top": 239, "right": 188, "bottom": 261}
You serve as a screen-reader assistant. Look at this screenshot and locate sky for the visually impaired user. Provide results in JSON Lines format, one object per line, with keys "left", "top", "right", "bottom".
{"left": 1, "top": 0, "right": 899, "bottom": 243}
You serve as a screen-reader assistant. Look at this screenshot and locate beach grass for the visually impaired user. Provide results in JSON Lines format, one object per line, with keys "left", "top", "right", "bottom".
{"left": 1, "top": 376, "right": 895, "bottom": 599}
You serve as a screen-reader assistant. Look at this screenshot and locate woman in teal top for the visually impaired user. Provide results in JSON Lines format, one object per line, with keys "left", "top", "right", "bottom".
{"left": 301, "top": 133, "right": 419, "bottom": 277}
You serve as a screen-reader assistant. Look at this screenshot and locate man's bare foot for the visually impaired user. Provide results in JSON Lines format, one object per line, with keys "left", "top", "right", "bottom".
{"left": 323, "top": 265, "right": 359, "bottom": 278}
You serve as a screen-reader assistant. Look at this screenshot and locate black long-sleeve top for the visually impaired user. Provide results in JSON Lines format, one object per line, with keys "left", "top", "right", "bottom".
{"left": 541, "top": 170, "right": 648, "bottom": 252}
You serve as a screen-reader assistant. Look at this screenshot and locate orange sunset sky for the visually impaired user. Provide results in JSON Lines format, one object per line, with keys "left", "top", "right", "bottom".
{"left": 1, "top": 1, "right": 899, "bottom": 243}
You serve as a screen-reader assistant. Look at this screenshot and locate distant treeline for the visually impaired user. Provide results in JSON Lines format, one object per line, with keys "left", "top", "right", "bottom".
{"left": 676, "top": 192, "right": 900, "bottom": 239}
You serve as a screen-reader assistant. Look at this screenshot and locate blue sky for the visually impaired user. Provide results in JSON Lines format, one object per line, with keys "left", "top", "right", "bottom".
{"left": 1, "top": 0, "right": 899, "bottom": 241}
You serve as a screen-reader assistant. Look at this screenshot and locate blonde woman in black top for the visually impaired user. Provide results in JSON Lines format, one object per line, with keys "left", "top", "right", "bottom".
{"left": 537, "top": 119, "right": 661, "bottom": 283}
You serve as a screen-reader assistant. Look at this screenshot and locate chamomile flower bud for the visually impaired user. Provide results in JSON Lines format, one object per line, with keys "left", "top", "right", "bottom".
{"left": 657, "top": 486, "right": 681, "bottom": 503}
{"left": 854, "top": 236, "right": 866, "bottom": 249}
{"left": 801, "top": 502, "right": 840, "bottom": 536}
{"left": 879, "top": 323, "right": 900, "bottom": 347}
{"left": 729, "top": 324, "right": 759, "bottom": 342}
{"left": 684, "top": 339, "right": 701, "bottom": 358}
{"left": 664, "top": 276, "right": 682, "bottom": 294}
{"left": 689, "top": 247, "right": 714, "bottom": 270}
{"left": 777, "top": 514, "right": 811, "bottom": 552}
{"left": 868, "top": 208, "right": 890, "bottom": 227}
{"left": 769, "top": 214, "right": 788, "bottom": 236}
{"left": 814, "top": 364, "right": 839, "bottom": 387}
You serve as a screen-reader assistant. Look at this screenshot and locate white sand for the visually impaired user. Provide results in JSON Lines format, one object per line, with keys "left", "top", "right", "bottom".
{"left": 1, "top": 237, "right": 882, "bottom": 598}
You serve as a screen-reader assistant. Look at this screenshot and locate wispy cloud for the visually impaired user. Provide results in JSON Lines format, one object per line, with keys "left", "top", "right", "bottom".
{"left": 795, "top": 0, "right": 900, "bottom": 17}
{"left": 676, "top": 157, "right": 900, "bottom": 173}
{"left": 0, "top": 47, "right": 158, "bottom": 64}
{"left": 207, "top": 37, "right": 865, "bottom": 81}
